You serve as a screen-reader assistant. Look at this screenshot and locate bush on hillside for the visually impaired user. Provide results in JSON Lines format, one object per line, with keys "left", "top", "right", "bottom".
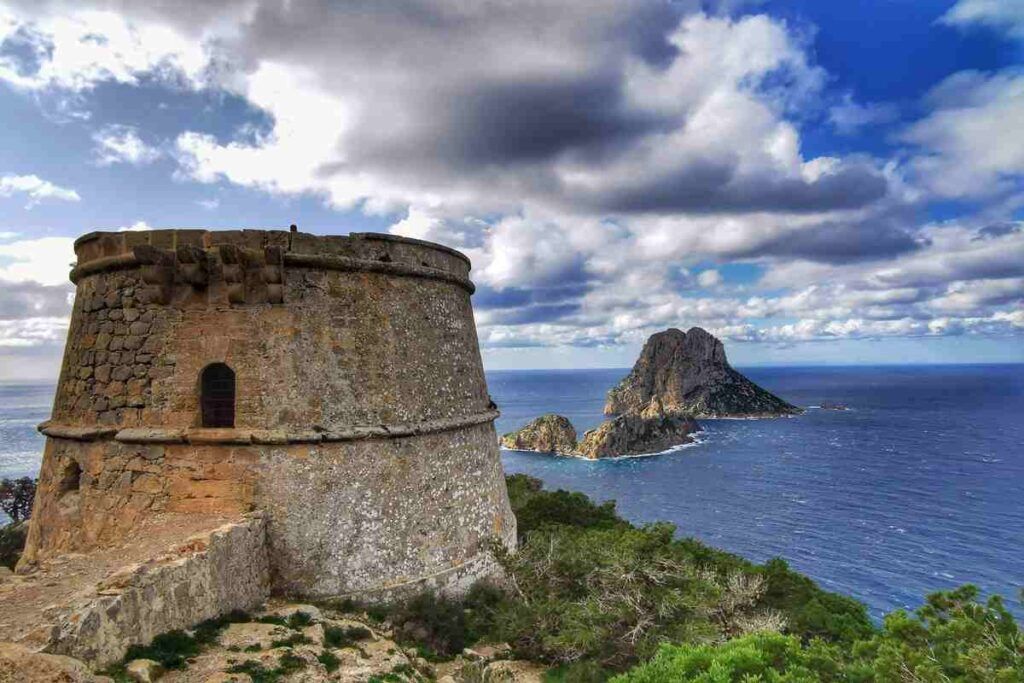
{"left": 383, "top": 475, "right": 874, "bottom": 675}
{"left": 0, "top": 520, "right": 28, "bottom": 569}
{"left": 614, "top": 584, "right": 1024, "bottom": 682}
{"left": 0, "top": 477, "right": 36, "bottom": 523}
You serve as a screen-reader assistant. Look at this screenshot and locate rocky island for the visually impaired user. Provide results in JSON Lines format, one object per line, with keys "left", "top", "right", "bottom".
{"left": 501, "top": 408, "right": 699, "bottom": 459}
{"left": 576, "top": 408, "right": 699, "bottom": 459}
{"left": 500, "top": 414, "right": 578, "bottom": 454}
{"left": 605, "top": 327, "right": 801, "bottom": 418}
{"left": 502, "top": 327, "right": 799, "bottom": 459}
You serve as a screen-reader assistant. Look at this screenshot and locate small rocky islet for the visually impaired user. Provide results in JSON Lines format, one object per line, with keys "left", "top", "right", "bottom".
{"left": 501, "top": 327, "right": 800, "bottom": 459}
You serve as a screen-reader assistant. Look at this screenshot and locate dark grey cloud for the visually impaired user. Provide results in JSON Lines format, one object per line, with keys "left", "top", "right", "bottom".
{"left": 347, "top": 74, "right": 676, "bottom": 171}
{"left": 586, "top": 158, "right": 888, "bottom": 214}
{"left": 755, "top": 217, "right": 925, "bottom": 263}
{"left": 475, "top": 281, "right": 590, "bottom": 310}
{"left": 491, "top": 302, "right": 582, "bottom": 325}
{"left": 0, "top": 281, "right": 73, "bottom": 319}
{"left": 973, "top": 222, "right": 1022, "bottom": 241}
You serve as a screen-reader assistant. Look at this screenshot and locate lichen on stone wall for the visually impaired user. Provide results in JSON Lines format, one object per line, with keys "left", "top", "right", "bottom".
{"left": 25, "top": 228, "right": 515, "bottom": 601}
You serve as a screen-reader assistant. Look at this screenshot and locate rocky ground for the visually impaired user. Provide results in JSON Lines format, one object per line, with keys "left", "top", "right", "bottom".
{"left": 110, "top": 601, "right": 545, "bottom": 683}
{"left": 0, "top": 599, "right": 548, "bottom": 682}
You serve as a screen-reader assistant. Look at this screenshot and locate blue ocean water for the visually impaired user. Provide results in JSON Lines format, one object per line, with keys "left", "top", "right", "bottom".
{"left": 2, "top": 366, "right": 1022, "bottom": 619}
{"left": 492, "top": 365, "right": 1024, "bottom": 620}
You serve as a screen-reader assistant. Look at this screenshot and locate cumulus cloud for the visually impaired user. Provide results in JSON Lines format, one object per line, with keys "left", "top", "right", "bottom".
{"left": 0, "top": 173, "right": 79, "bottom": 207}
{"left": 0, "top": 234, "right": 76, "bottom": 285}
{"left": 0, "top": 4, "right": 209, "bottom": 92}
{"left": 92, "top": 125, "right": 161, "bottom": 166}
{"left": 829, "top": 94, "right": 899, "bottom": 135}
{"left": 0, "top": 316, "right": 69, "bottom": 347}
{"left": 0, "top": 0, "right": 1020, "bottom": 355}
{"left": 902, "top": 70, "right": 1024, "bottom": 198}
{"left": 940, "top": 0, "right": 1024, "bottom": 39}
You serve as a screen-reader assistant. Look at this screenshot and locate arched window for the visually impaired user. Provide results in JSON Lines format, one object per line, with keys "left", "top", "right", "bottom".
{"left": 200, "top": 363, "right": 235, "bottom": 428}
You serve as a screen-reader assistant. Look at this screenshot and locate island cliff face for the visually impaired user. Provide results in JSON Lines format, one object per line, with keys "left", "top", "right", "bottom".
{"left": 577, "top": 409, "right": 698, "bottom": 459}
{"left": 500, "top": 414, "right": 578, "bottom": 454}
{"left": 605, "top": 327, "right": 800, "bottom": 418}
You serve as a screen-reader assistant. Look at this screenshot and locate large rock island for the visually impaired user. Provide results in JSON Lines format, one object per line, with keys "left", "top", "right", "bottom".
{"left": 605, "top": 327, "right": 800, "bottom": 418}
{"left": 501, "top": 327, "right": 801, "bottom": 459}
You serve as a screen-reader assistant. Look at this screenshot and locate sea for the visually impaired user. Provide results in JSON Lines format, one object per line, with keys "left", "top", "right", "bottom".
{"left": 2, "top": 364, "right": 1022, "bottom": 620}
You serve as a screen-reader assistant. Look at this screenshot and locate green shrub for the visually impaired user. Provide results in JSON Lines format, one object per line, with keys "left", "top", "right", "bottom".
{"left": 286, "top": 611, "right": 314, "bottom": 629}
{"left": 614, "top": 585, "right": 1024, "bottom": 682}
{"left": 192, "top": 609, "right": 251, "bottom": 645}
{"left": 390, "top": 591, "right": 471, "bottom": 657}
{"left": 610, "top": 632, "right": 841, "bottom": 682}
{"left": 270, "top": 632, "right": 312, "bottom": 648}
{"left": 227, "top": 650, "right": 307, "bottom": 683}
{"left": 544, "top": 659, "right": 611, "bottom": 682}
{"left": 854, "top": 584, "right": 1024, "bottom": 681}
{"left": 123, "top": 630, "right": 201, "bottom": 669}
{"left": 317, "top": 650, "right": 341, "bottom": 672}
{"left": 0, "top": 477, "right": 36, "bottom": 523}
{"left": 506, "top": 474, "right": 623, "bottom": 540}
{"left": 324, "top": 624, "right": 372, "bottom": 649}
{"left": 0, "top": 521, "right": 28, "bottom": 570}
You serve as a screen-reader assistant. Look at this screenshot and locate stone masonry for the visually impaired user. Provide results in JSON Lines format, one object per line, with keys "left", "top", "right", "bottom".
{"left": 20, "top": 229, "right": 516, "bottom": 600}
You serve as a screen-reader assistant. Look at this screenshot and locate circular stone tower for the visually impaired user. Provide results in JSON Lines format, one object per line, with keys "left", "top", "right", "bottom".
{"left": 21, "top": 229, "right": 515, "bottom": 598}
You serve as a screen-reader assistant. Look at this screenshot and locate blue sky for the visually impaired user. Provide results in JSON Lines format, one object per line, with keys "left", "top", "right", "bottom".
{"left": 0, "top": 0, "right": 1022, "bottom": 378}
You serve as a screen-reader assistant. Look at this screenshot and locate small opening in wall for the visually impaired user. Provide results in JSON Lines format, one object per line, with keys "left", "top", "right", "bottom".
{"left": 201, "top": 362, "right": 236, "bottom": 428}
{"left": 58, "top": 459, "right": 81, "bottom": 495}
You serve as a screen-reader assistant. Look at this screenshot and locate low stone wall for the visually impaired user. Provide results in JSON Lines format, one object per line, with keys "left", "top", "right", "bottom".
{"left": 42, "top": 513, "right": 270, "bottom": 668}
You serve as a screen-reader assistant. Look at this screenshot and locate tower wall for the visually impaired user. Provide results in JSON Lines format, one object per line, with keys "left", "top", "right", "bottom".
{"left": 22, "top": 229, "right": 515, "bottom": 597}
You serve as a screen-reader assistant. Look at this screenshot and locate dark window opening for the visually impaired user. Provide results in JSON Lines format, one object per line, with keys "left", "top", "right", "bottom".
{"left": 58, "top": 459, "right": 81, "bottom": 495}
{"left": 201, "top": 363, "right": 236, "bottom": 428}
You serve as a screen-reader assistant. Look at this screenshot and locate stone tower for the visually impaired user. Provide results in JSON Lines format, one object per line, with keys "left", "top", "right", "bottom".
{"left": 21, "top": 229, "right": 515, "bottom": 598}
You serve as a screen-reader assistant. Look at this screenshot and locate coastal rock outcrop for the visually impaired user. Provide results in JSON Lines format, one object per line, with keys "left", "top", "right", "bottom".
{"left": 604, "top": 327, "right": 800, "bottom": 418}
{"left": 577, "top": 409, "right": 698, "bottom": 459}
{"left": 500, "top": 415, "right": 578, "bottom": 454}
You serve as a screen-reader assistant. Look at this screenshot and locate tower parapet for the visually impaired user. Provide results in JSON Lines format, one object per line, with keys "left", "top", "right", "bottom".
{"left": 23, "top": 229, "right": 515, "bottom": 598}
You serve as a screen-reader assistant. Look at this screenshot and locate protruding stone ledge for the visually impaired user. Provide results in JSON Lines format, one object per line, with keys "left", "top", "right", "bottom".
{"left": 69, "top": 231, "right": 476, "bottom": 293}
{"left": 37, "top": 423, "right": 118, "bottom": 441}
{"left": 39, "top": 409, "right": 500, "bottom": 445}
{"left": 282, "top": 252, "right": 475, "bottom": 294}
{"left": 114, "top": 428, "right": 186, "bottom": 444}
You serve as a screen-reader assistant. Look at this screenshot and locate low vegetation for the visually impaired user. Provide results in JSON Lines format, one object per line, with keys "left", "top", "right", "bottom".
{"left": 0, "top": 476, "right": 36, "bottom": 523}
{"left": 372, "top": 474, "right": 1021, "bottom": 681}
{"left": 614, "top": 586, "right": 1023, "bottom": 681}
{"left": 87, "top": 473, "right": 1024, "bottom": 681}
{"left": 0, "top": 476, "right": 36, "bottom": 569}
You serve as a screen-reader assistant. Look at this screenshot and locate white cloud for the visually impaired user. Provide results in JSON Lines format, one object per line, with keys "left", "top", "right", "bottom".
{"left": 697, "top": 269, "right": 723, "bottom": 287}
{"left": 940, "top": 0, "right": 1024, "bottom": 39}
{"left": 0, "top": 6, "right": 209, "bottom": 92}
{"left": 0, "top": 235, "right": 77, "bottom": 285}
{"left": 829, "top": 94, "right": 899, "bottom": 135}
{"left": 902, "top": 70, "right": 1024, "bottom": 198}
{"left": 0, "top": 174, "right": 80, "bottom": 207}
{"left": 92, "top": 125, "right": 162, "bottom": 166}
{"left": 117, "top": 220, "right": 153, "bottom": 232}
{"left": 0, "top": 317, "right": 70, "bottom": 347}
{"left": 0, "top": 0, "right": 1020, "bottom": 355}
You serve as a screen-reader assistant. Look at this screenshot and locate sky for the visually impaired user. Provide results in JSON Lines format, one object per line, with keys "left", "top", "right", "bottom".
{"left": 0, "top": 0, "right": 1022, "bottom": 378}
